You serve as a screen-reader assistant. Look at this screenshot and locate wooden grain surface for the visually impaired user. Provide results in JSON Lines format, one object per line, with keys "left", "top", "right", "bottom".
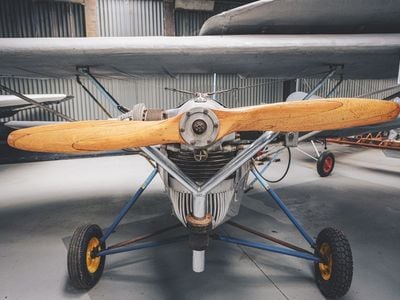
{"left": 8, "top": 116, "right": 182, "bottom": 153}
{"left": 214, "top": 98, "right": 400, "bottom": 139}
{"left": 7, "top": 98, "right": 399, "bottom": 153}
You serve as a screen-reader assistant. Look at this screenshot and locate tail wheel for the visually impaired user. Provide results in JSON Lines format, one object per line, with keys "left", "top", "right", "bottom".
{"left": 314, "top": 227, "right": 353, "bottom": 298}
{"left": 67, "top": 224, "right": 106, "bottom": 289}
{"left": 317, "top": 151, "right": 335, "bottom": 177}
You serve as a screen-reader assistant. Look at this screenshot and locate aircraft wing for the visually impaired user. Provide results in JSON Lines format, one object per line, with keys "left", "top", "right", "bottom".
{"left": 0, "top": 94, "right": 72, "bottom": 118}
{"left": 199, "top": 0, "right": 400, "bottom": 35}
{"left": 0, "top": 35, "right": 400, "bottom": 79}
{"left": 0, "top": 94, "right": 69, "bottom": 108}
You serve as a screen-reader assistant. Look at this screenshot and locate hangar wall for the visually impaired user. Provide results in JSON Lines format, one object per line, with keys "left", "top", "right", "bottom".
{"left": 299, "top": 78, "right": 400, "bottom": 100}
{"left": 0, "top": 0, "right": 398, "bottom": 123}
{"left": 0, "top": 0, "right": 85, "bottom": 38}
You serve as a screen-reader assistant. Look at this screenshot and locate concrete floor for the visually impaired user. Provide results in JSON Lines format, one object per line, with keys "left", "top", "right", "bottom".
{"left": 0, "top": 144, "right": 399, "bottom": 300}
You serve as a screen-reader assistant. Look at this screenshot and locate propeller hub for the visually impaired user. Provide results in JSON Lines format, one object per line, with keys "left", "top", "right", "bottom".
{"left": 192, "top": 119, "right": 208, "bottom": 135}
{"left": 179, "top": 107, "right": 219, "bottom": 148}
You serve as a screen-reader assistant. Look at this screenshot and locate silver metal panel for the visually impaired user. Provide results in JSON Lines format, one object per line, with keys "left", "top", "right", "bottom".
{"left": 97, "top": 0, "right": 164, "bottom": 36}
{"left": 200, "top": 0, "right": 400, "bottom": 35}
{"left": 1, "top": 35, "right": 400, "bottom": 79}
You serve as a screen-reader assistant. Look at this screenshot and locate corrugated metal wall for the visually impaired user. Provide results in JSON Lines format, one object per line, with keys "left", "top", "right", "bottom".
{"left": 175, "top": 10, "right": 212, "bottom": 36}
{"left": 0, "top": 0, "right": 85, "bottom": 38}
{"left": 0, "top": 0, "right": 398, "bottom": 124}
{"left": 98, "top": 0, "right": 164, "bottom": 36}
{"left": 0, "top": 75, "right": 283, "bottom": 121}
{"left": 298, "top": 78, "right": 400, "bottom": 99}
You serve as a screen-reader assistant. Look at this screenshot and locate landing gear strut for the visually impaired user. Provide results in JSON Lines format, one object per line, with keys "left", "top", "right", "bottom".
{"left": 66, "top": 133, "right": 352, "bottom": 297}
{"left": 296, "top": 140, "right": 336, "bottom": 177}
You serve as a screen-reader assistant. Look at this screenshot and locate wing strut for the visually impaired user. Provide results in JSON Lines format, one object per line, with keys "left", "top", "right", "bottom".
{"left": 77, "top": 67, "right": 129, "bottom": 114}
{"left": 76, "top": 76, "right": 113, "bottom": 118}
{"left": 302, "top": 67, "right": 338, "bottom": 100}
{"left": 325, "top": 75, "right": 343, "bottom": 98}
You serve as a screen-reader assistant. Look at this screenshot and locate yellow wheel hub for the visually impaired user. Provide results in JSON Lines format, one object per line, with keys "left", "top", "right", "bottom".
{"left": 318, "top": 242, "right": 333, "bottom": 280}
{"left": 86, "top": 237, "right": 101, "bottom": 273}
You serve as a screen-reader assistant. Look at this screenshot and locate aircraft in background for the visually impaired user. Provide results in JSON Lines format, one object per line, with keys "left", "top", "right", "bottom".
{"left": 1, "top": 0, "right": 400, "bottom": 298}
{"left": 0, "top": 94, "right": 72, "bottom": 118}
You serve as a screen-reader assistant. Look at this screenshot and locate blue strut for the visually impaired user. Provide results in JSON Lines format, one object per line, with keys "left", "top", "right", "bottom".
{"left": 213, "top": 235, "right": 319, "bottom": 262}
{"left": 251, "top": 169, "right": 316, "bottom": 248}
{"left": 98, "top": 235, "right": 187, "bottom": 256}
{"left": 100, "top": 168, "right": 158, "bottom": 243}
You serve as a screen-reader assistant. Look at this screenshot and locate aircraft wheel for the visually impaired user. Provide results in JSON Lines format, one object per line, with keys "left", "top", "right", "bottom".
{"left": 67, "top": 224, "right": 106, "bottom": 289}
{"left": 314, "top": 227, "right": 353, "bottom": 298}
{"left": 317, "top": 151, "right": 335, "bottom": 177}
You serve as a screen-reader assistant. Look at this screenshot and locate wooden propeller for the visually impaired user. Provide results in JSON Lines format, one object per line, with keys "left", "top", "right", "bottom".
{"left": 8, "top": 98, "right": 400, "bottom": 153}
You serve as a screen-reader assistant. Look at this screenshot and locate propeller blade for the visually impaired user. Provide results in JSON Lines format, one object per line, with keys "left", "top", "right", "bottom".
{"left": 8, "top": 98, "right": 399, "bottom": 154}
{"left": 213, "top": 98, "right": 400, "bottom": 139}
{"left": 8, "top": 117, "right": 182, "bottom": 153}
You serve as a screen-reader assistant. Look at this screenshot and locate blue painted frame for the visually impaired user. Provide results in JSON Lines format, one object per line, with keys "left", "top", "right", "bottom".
{"left": 100, "top": 168, "right": 158, "bottom": 244}
{"left": 97, "top": 166, "right": 320, "bottom": 264}
{"left": 213, "top": 235, "right": 320, "bottom": 262}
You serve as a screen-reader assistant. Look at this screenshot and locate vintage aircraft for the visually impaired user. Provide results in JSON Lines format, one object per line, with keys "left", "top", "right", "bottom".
{"left": 274, "top": 91, "right": 400, "bottom": 178}
{"left": 2, "top": 0, "right": 400, "bottom": 298}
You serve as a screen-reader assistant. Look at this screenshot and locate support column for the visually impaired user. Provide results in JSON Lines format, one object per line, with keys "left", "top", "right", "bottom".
{"left": 163, "top": 0, "right": 176, "bottom": 36}
{"left": 85, "top": 0, "right": 98, "bottom": 37}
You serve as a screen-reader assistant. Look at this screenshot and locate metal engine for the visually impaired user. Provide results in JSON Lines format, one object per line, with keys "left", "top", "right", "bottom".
{"left": 162, "top": 146, "right": 250, "bottom": 228}
{"left": 158, "top": 97, "right": 251, "bottom": 228}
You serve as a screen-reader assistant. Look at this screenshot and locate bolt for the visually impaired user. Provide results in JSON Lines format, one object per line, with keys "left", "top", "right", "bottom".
{"left": 192, "top": 119, "right": 208, "bottom": 135}
{"left": 203, "top": 109, "right": 209, "bottom": 115}
{"left": 186, "top": 112, "right": 191, "bottom": 117}
{"left": 180, "top": 128, "right": 185, "bottom": 133}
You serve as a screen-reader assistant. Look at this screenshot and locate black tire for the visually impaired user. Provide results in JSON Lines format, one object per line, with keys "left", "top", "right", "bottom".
{"left": 314, "top": 227, "right": 353, "bottom": 298}
{"left": 317, "top": 151, "right": 335, "bottom": 177}
{"left": 68, "top": 224, "right": 106, "bottom": 289}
